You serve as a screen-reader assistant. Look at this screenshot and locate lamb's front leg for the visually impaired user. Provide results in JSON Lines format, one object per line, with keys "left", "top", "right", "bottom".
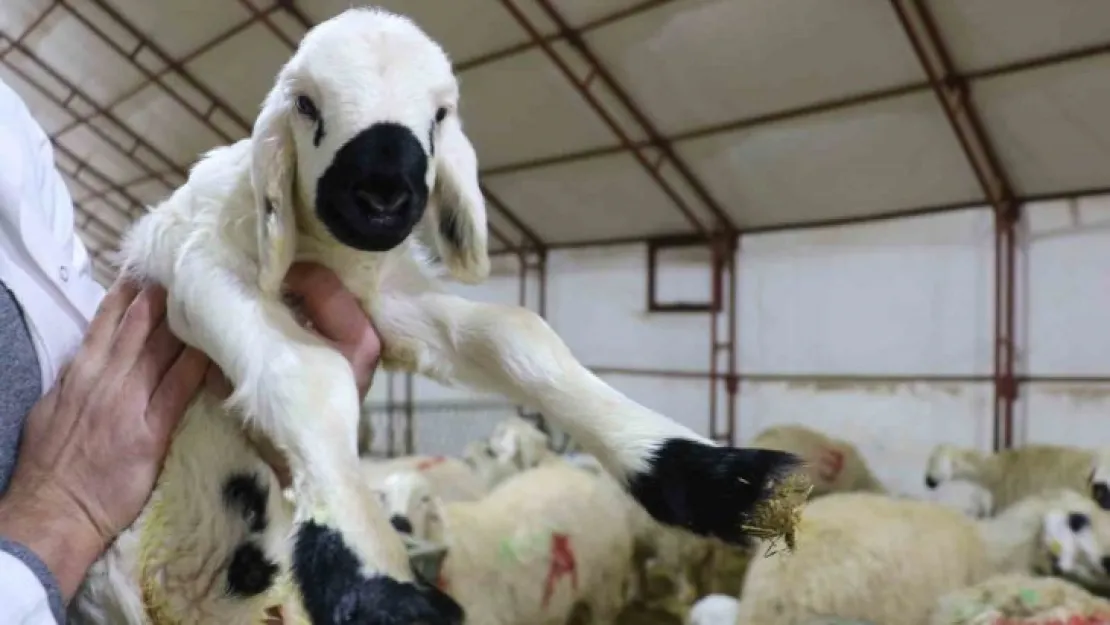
{"left": 156, "top": 269, "right": 461, "bottom": 625}
{"left": 373, "top": 292, "right": 804, "bottom": 546}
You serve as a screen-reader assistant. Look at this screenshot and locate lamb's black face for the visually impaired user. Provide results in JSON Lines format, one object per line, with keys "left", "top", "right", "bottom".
{"left": 1093, "top": 480, "right": 1110, "bottom": 510}
{"left": 315, "top": 122, "right": 429, "bottom": 252}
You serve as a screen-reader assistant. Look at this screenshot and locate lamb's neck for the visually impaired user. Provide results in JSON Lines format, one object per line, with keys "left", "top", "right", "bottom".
{"left": 976, "top": 503, "right": 1044, "bottom": 575}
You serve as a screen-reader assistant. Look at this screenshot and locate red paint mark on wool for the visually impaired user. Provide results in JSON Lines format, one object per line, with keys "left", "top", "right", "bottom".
{"left": 416, "top": 456, "right": 448, "bottom": 471}
{"left": 542, "top": 533, "right": 578, "bottom": 608}
{"left": 816, "top": 447, "right": 844, "bottom": 482}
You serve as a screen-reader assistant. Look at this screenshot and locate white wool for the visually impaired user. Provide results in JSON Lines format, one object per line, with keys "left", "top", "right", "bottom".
{"left": 361, "top": 454, "right": 487, "bottom": 502}
{"left": 925, "top": 443, "right": 1095, "bottom": 514}
{"left": 751, "top": 424, "right": 886, "bottom": 498}
{"left": 379, "top": 465, "right": 636, "bottom": 624}
{"left": 733, "top": 490, "right": 1108, "bottom": 625}
{"left": 686, "top": 594, "right": 740, "bottom": 625}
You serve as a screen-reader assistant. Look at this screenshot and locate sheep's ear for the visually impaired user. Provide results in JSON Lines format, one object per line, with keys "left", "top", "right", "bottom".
{"left": 428, "top": 113, "right": 489, "bottom": 284}
{"left": 251, "top": 83, "right": 297, "bottom": 296}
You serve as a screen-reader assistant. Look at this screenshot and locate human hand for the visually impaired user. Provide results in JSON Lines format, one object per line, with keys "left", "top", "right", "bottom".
{"left": 0, "top": 279, "right": 210, "bottom": 601}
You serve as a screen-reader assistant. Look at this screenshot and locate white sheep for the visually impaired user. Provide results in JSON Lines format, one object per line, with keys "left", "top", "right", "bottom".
{"left": 378, "top": 465, "right": 636, "bottom": 625}
{"left": 925, "top": 443, "right": 1094, "bottom": 514}
{"left": 928, "top": 573, "right": 1110, "bottom": 625}
{"left": 733, "top": 490, "right": 1107, "bottom": 625}
{"left": 361, "top": 454, "right": 488, "bottom": 503}
{"left": 1088, "top": 447, "right": 1110, "bottom": 511}
{"left": 751, "top": 424, "right": 886, "bottom": 498}
{"left": 78, "top": 7, "right": 803, "bottom": 624}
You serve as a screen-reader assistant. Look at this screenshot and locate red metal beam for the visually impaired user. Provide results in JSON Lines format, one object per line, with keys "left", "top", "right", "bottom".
{"left": 891, "top": 0, "right": 1021, "bottom": 451}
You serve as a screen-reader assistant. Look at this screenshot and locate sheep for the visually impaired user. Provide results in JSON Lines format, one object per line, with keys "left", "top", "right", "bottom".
{"left": 928, "top": 574, "right": 1110, "bottom": 625}
{"left": 751, "top": 424, "right": 886, "bottom": 498}
{"left": 1040, "top": 505, "right": 1110, "bottom": 594}
{"left": 1088, "top": 447, "right": 1110, "bottom": 511}
{"left": 925, "top": 443, "right": 1094, "bottom": 514}
{"left": 732, "top": 490, "right": 1107, "bottom": 625}
{"left": 80, "top": 7, "right": 804, "bottom": 624}
{"left": 361, "top": 454, "right": 488, "bottom": 502}
{"left": 377, "top": 465, "right": 637, "bottom": 625}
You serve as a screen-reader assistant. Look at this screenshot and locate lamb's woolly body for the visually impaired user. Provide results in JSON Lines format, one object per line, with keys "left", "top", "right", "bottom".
{"left": 361, "top": 455, "right": 487, "bottom": 502}
{"left": 738, "top": 493, "right": 990, "bottom": 625}
{"left": 69, "top": 396, "right": 294, "bottom": 625}
{"left": 733, "top": 489, "right": 1110, "bottom": 625}
{"left": 401, "top": 464, "right": 636, "bottom": 625}
{"left": 929, "top": 574, "right": 1110, "bottom": 625}
{"left": 926, "top": 444, "right": 1095, "bottom": 514}
{"left": 752, "top": 425, "right": 885, "bottom": 498}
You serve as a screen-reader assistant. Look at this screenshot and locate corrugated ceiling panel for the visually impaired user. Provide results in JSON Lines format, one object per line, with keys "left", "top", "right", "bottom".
{"left": 677, "top": 91, "right": 984, "bottom": 228}
{"left": 586, "top": 0, "right": 927, "bottom": 134}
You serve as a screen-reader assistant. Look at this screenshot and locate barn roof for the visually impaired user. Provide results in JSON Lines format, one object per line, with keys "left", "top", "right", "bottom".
{"left": 2, "top": 0, "right": 1108, "bottom": 284}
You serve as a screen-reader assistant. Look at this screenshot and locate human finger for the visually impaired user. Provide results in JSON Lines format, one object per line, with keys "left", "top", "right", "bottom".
{"left": 146, "top": 346, "right": 209, "bottom": 446}
{"left": 130, "top": 316, "right": 187, "bottom": 403}
{"left": 105, "top": 284, "right": 168, "bottom": 369}
{"left": 284, "top": 262, "right": 374, "bottom": 347}
{"left": 79, "top": 278, "right": 143, "bottom": 358}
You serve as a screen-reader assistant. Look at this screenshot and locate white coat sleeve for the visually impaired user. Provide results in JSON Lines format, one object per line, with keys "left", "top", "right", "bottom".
{"left": 0, "top": 538, "right": 63, "bottom": 625}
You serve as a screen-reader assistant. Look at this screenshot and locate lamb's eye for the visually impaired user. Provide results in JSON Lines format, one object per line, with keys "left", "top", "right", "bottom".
{"left": 295, "top": 95, "right": 319, "bottom": 121}
{"left": 434, "top": 107, "right": 447, "bottom": 123}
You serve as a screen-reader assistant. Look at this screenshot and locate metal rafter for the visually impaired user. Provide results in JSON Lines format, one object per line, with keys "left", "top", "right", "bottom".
{"left": 890, "top": 0, "right": 1020, "bottom": 451}
{"left": 497, "top": 0, "right": 715, "bottom": 239}
{"left": 530, "top": 0, "right": 735, "bottom": 236}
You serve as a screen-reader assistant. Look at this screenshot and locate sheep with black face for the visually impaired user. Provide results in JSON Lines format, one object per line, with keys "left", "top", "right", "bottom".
{"left": 73, "top": 6, "right": 805, "bottom": 625}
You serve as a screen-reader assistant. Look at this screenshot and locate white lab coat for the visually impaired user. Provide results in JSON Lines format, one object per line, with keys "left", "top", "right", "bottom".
{"left": 0, "top": 76, "right": 107, "bottom": 624}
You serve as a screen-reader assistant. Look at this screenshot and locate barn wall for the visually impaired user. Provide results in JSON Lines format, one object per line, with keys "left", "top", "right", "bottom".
{"left": 364, "top": 195, "right": 1110, "bottom": 501}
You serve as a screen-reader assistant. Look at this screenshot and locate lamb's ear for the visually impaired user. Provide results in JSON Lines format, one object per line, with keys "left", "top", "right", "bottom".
{"left": 429, "top": 113, "right": 489, "bottom": 284}
{"left": 251, "top": 83, "right": 297, "bottom": 296}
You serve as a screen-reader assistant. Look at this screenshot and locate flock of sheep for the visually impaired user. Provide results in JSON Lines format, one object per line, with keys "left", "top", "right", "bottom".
{"left": 360, "top": 416, "right": 1110, "bottom": 625}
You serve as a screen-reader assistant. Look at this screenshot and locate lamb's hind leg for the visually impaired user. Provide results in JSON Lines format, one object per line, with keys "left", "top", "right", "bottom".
{"left": 373, "top": 292, "right": 803, "bottom": 546}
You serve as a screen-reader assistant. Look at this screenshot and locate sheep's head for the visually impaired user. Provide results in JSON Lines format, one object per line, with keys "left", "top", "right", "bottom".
{"left": 924, "top": 443, "right": 972, "bottom": 489}
{"left": 1090, "top": 449, "right": 1110, "bottom": 510}
{"left": 488, "top": 417, "right": 551, "bottom": 472}
{"left": 250, "top": 7, "right": 489, "bottom": 294}
{"left": 379, "top": 471, "right": 444, "bottom": 543}
{"left": 1040, "top": 503, "right": 1110, "bottom": 591}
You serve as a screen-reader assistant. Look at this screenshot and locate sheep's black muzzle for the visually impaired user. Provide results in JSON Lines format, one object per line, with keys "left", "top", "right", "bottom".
{"left": 316, "top": 122, "right": 429, "bottom": 253}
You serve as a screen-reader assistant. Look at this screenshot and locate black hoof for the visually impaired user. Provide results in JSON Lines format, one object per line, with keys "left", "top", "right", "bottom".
{"left": 293, "top": 521, "right": 464, "bottom": 625}
{"left": 627, "top": 438, "right": 803, "bottom": 545}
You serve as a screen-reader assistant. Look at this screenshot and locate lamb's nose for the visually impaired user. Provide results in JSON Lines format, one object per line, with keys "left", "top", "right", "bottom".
{"left": 356, "top": 185, "right": 409, "bottom": 214}
{"left": 390, "top": 515, "right": 413, "bottom": 534}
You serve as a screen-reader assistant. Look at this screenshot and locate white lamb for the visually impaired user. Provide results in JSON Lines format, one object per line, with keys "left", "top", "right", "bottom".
{"left": 361, "top": 454, "right": 488, "bottom": 503}
{"left": 751, "top": 424, "right": 886, "bottom": 497}
{"left": 1088, "top": 446, "right": 1110, "bottom": 511}
{"left": 732, "top": 490, "right": 1108, "bottom": 625}
{"left": 73, "top": 7, "right": 802, "bottom": 625}
{"left": 925, "top": 443, "right": 1094, "bottom": 514}
{"left": 378, "top": 466, "right": 636, "bottom": 625}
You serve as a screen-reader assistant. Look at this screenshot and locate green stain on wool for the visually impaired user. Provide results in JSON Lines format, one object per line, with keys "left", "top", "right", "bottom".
{"left": 1018, "top": 588, "right": 1039, "bottom": 606}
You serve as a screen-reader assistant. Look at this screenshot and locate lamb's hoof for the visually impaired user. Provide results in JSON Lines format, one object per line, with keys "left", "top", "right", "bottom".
{"left": 293, "top": 521, "right": 464, "bottom": 625}
{"left": 627, "top": 438, "right": 805, "bottom": 545}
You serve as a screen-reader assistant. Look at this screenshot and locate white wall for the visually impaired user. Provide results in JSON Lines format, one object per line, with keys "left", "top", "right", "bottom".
{"left": 364, "top": 195, "right": 1110, "bottom": 502}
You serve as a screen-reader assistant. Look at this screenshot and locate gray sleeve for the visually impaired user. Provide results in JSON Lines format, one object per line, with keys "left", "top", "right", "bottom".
{"left": 0, "top": 536, "right": 65, "bottom": 624}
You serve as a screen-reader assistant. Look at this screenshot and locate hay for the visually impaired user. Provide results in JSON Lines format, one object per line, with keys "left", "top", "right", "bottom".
{"left": 740, "top": 470, "right": 812, "bottom": 555}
